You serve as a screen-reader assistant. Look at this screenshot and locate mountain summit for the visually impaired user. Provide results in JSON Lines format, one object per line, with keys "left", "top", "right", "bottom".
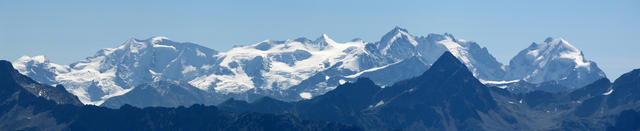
{"left": 14, "top": 37, "right": 220, "bottom": 105}
{"left": 505, "top": 37, "right": 606, "bottom": 89}
{"left": 369, "top": 51, "right": 498, "bottom": 129}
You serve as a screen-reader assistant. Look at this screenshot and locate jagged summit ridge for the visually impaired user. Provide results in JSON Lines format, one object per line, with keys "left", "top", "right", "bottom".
{"left": 12, "top": 27, "right": 607, "bottom": 105}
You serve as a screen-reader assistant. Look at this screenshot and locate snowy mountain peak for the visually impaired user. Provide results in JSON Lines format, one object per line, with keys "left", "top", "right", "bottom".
{"left": 12, "top": 37, "right": 222, "bottom": 105}
{"left": 532, "top": 37, "right": 588, "bottom": 68}
{"left": 321, "top": 33, "right": 330, "bottom": 39}
{"left": 16, "top": 55, "right": 49, "bottom": 64}
{"left": 381, "top": 27, "right": 412, "bottom": 43}
{"left": 505, "top": 37, "right": 605, "bottom": 88}
{"left": 314, "top": 34, "right": 335, "bottom": 44}
{"left": 386, "top": 26, "right": 409, "bottom": 36}
{"left": 378, "top": 27, "right": 419, "bottom": 56}
{"left": 308, "top": 34, "right": 336, "bottom": 50}
{"left": 539, "top": 37, "right": 572, "bottom": 48}
{"left": 12, "top": 55, "right": 68, "bottom": 85}
{"left": 14, "top": 56, "right": 52, "bottom": 74}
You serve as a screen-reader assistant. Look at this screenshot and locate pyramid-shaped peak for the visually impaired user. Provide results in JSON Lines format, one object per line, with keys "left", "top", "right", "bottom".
{"left": 315, "top": 34, "right": 334, "bottom": 42}
{"left": 382, "top": 26, "right": 410, "bottom": 39}
{"left": 313, "top": 34, "right": 336, "bottom": 45}
{"left": 390, "top": 26, "right": 409, "bottom": 33}
{"left": 425, "top": 51, "right": 471, "bottom": 76}
{"left": 321, "top": 33, "right": 330, "bottom": 39}
{"left": 379, "top": 26, "right": 418, "bottom": 49}
{"left": 434, "top": 52, "right": 463, "bottom": 66}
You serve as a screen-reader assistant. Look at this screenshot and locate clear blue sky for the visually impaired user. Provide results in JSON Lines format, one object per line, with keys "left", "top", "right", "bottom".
{"left": 1, "top": 0, "right": 638, "bottom": 79}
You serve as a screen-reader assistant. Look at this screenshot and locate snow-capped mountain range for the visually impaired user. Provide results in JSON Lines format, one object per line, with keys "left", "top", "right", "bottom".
{"left": 14, "top": 37, "right": 220, "bottom": 105}
{"left": 13, "top": 27, "right": 606, "bottom": 105}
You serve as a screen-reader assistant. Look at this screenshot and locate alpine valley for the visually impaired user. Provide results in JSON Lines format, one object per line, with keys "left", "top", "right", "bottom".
{"left": 12, "top": 27, "right": 607, "bottom": 108}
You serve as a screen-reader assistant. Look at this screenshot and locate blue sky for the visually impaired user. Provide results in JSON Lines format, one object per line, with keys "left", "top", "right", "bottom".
{"left": 1, "top": 0, "right": 638, "bottom": 79}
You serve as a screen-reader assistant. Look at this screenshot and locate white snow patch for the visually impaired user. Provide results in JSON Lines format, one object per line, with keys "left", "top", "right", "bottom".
{"left": 299, "top": 92, "right": 312, "bottom": 99}
{"left": 558, "top": 51, "right": 591, "bottom": 68}
{"left": 374, "top": 100, "right": 385, "bottom": 108}
{"left": 29, "top": 55, "right": 47, "bottom": 63}
{"left": 196, "top": 49, "right": 207, "bottom": 57}
{"left": 89, "top": 87, "right": 133, "bottom": 105}
{"left": 201, "top": 65, "right": 212, "bottom": 70}
{"left": 189, "top": 75, "right": 217, "bottom": 90}
{"left": 153, "top": 44, "right": 176, "bottom": 50}
{"left": 339, "top": 79, "right": 346, "bottom": 85}
{"left": 527, "top": 50, "right": 539, "bottom": 57}
{"left": 480, "top": 79, "right": 520, "bottom": 85}
{"left": 345, "top": 61, "right": 398, "bottom": 78}
{"left": 101, "top": 48, "right": 117, "bottom": 55}
{"left": 149, "top": 69, "right": 162, "bottom": 81}
{"left": 126, "top": 40, "right": 148, "bottom": 53}
{"left": 151, "top": 36, "right": 169, "bottom": 44}
{"left": 182, "top": 65, "right": 196, "bottom": 74}
{"left": 602, "top": 88, "right": 614, "bottom": 95}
